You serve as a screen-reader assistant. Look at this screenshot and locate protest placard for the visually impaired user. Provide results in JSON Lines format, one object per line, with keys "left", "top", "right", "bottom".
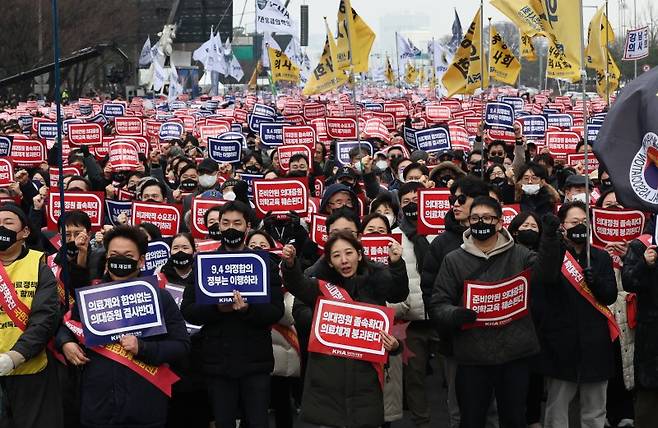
{"left": 195, "top": 251, "right": 270, "bottom": 304}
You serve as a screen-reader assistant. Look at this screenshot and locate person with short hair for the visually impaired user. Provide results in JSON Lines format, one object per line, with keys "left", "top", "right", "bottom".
{"left": 55, "top": 225, "right": 190, "bottom": 428}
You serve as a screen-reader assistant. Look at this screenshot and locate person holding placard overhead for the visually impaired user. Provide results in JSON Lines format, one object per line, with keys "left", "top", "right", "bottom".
{"left": 181, "top": 200, "right": 284, "bottom": 428}
{"left": 0, "top": 203, "right": 63, "bottom": 428}
{"left": 280, "top": 230, "right": 408, "bottom": 428}
{"left": 55, "top": 225, "right": 190, "bottom": 428}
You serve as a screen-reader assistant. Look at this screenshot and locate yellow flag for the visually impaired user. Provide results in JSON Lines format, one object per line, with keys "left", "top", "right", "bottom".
{"left": 418, "top": 67, "right": 426, "bottom": 85}
{"left": 248, "top": 60, "right": 262, "bottom": 90}
{"left": 405, "top": 62, "right": 419, "bottom": 85}
{"left": 595, "top": 50, "right": 619, "bottom": 98}
{"left": 429, "top": 68, "right": 437, "bottom": 90}
{"left": 490, "top": 0, "right": 549, "bottom": 37}
{"left": 586, "top": 6, "right": 615, "bottom": 71}
{"left": 336, "top": 0, "right": 376, "bottom": 73}
{"left": 385, "top": 56, "right": 395, "bottom": 85}
{"left": 442, "top": 8, "right": 489, "bottom": 97}
{"left": 521, "top": 33, "right": 537, "bottom": 61}
{"left": 542, "top": 0, "right": 582, "bottom": 82}
{"left": 267, "top": 47, "right": 300, "bottom": 83}
{"left": 302, "top": 20, "right": 348, "bottom": 96}
{"left": 489, "top": 25, "right": 521, "bottom": 86}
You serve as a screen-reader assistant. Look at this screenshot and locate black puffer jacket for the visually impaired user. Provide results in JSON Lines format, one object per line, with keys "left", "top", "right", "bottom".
{"left": 180, "top": 251, "right": 284, "bottom": 378}
{"left": 430, "top": 228, "right": 558, "bottom": 365}
{"left": 622, "top": 238, "right": 658, "bottom": 388}
{"left": 282, "top": 256, "right": 409, "bottom": 428}
{"left": 535, "top": 245, "right": 617, "bottom": 383}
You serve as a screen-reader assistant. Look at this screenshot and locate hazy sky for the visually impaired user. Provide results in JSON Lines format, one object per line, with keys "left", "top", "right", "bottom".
{"left": 237, "top": 0, "right": 654, "bottom": 63}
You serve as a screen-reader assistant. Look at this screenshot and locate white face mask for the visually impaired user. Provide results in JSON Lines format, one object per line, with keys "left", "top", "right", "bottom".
{"left": 222, "top": 191, "right": 236, "bottom": 201}
{"left": 199, "top": 174, "right": 217, "bottom": 188}
{"left": 375, "top": 160, "right": 388, "bottom": 171}
{"left": 384, "top": 213, "right": 396, "bottom": 228}
{"left": 522, "top": 184, "right": 540, "bottom": 195}
{"left": 571, "top": 192, "right": 588, "bottom": 203}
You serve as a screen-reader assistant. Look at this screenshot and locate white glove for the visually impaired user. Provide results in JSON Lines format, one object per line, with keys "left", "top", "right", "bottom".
{"left": 0, "top": 353, "right": 14, "bottom": 375}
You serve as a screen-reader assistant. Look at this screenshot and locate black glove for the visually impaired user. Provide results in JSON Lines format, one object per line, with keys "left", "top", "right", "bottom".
{"left": 583, "top": 267, "right": 595, "bottom": 287}
{"left": 541, "top": 213, "right": 561, "bottom": 238}
{"left": 79, "top": 145, "right": 90, "bottom": 157}
{"left": 451, "top": 307, "right": 478, "bottom": 329}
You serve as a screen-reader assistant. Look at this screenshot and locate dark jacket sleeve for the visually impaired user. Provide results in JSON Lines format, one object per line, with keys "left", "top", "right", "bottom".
{"left": 180, "top": 275, "right": 234, "bottom": 325}
{"left": 590, "top": 249, "right": 618, "bottom": 306}
{"left": 281, "top": 259, "right": 321, "bottom": 308}
{"left": 238, "top": 263, "right": 285, "bottom": 328}
{"left": 379, "top": 258, "right": 409, "bottom": 303}
{"left": 622, "top": 239, "right": 657, "bottom": 293}
{"left": 363, "top": 172, "right": 385, "bottom": 200}
{"left": 421, "top": 238, "right": 445, "bottom": 311}
{"left": 11, "top": 263, "right": 60, "bottom": 360}
{"left": 55, "top": 322, "right": 78, "bottom": 349}
{"left": 82, "top": 153, "right": 106, "bottom": 191}
{"left": 428, "top": 253, "right": 462, "bottom": 332}
{"left": 136, "top": 289, "right": 190, "bottom": 366}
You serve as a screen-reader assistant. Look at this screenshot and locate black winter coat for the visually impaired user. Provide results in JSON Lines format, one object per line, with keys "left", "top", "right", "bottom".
{"left": 282, "top": 256, "right": 409, "bottom": 428}
{"left": 180, "top": 251, "right": 284, "bottom": 378}
{"left": 56, "top": 287, "right": 190, "bottom": 428}
{"left": 622, "top": 238, "right": 658, "bottom": 388}
{"left": 535, "top": 245, "right": 617, "bottom": 383}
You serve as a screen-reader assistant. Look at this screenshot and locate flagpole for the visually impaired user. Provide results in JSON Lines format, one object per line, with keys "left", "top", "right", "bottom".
{"left": 633, "top": 0, "right": 637, "bottom": 79}
{"left": 578, "top": 0, "right": 591, "bottom": 268}
{"left": 517, "top": 30, "right": 522, "bottom": 90}
{"left": 51, "top": 0, "right": 70, "bottom": 304}
{"left": 395, "top": 31, "right": 402, "bottom": 92}
{"left": 605, "top": 0, "right": 610, "bottom": 106}
{"left": 480, "top": 1, "right": 485, "bottom": 180}
{"left": 343, "top": 0, "right": 362, "bottom": 151}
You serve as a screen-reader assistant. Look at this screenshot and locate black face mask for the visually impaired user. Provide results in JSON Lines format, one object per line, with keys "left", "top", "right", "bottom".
{"left": 600, "top": 179, "right": 612, "bottom": 190}
{"left": 112, "top": 172, "right": 127, "bottom": 183}
{"left": 490, "top": 177, "right": 506, "bottom": 187}
{"left": 66, "top": 240, "right": 79, "bottom": 259}
{"left": 220, "top": 228, "right": 246, "bottom": 248}
{"left": 143, "top": 199, "right": 160, "bottom": 204}
{"left": 245, "top": 165, "right": 261, "bottom": 173}
{"left": 516, "top": 229, "right": 540, "bottom": 248}
{"left": 438, "top": 175, "right": 453, "bottom": 188}
{"left": 180, "top": 179, "right": 197, "bottom": 191}
{"left": 566, "top": 223, "right": 588, "bottom": 245}
{"left": 402, "top": 202, "right": 418, "bottom": 222}
{"left": 0, "top": 226, "right": 17, "bottom": 252}
{"left": 470, "top": 165, "right": 483, "bottom": 176}
{"left": 471, "top": 221, "right": 497, "bottom": 241}
{"left": 288, "top": 170, "right": 307, "bottom": 178}
{"left": 107, "top": 255, "right": 139, "bottom": 278}
{"left": 489, "top": 156, "right": 505, "bottom": 165}
{"left": 207, "top": 224, "right": 222, "bottom": 241}
{"left": 170, "top": 251, "right": 194, "bottom": 269}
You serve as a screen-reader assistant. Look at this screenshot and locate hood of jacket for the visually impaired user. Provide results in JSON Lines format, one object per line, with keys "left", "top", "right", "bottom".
{"left": 319, "top": 183, "right": 359, "bottom": 214}
{"left": 461, "top": 227, "right": 515, "bottom": 259}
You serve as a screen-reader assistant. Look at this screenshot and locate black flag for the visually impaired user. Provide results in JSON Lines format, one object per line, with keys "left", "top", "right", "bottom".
{"left": 594, "top": 67, "right": 658, "bottom": 212}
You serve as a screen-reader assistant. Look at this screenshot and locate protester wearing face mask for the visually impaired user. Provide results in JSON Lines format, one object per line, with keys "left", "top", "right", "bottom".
{"left": 280, "top": 230, "right": 408, "bottom": 428}
{"left": 242, "top": 153, "right": 264, "bottom": 174}
{"left": 429, "top": 161, "right": 466, "bottom": 190}
{"left": 0, "top": 204, "right": 63, "bottom": 428}
{"left": 172, "top": 163, "right": 200, "bottom": 205}
{"left": 508, "top": 212, "right": 542, "bottom": 251}
{"left": 197, "top": 158, "right": 220, "bottom": 191}
{"left": 430, "top": 197, "right": 561, "bottom": 428}
{"left": 598, "top": 167, "right": 613, "bottom": 193}
{"left": 203, "top": 205, "right": 223, "bottom": 242}
{"left": 370, "top": 193, "right": 400, "bottom": 230}
{"left": 536, "top": 201, "right": 617, "bottom": 428}
{"left": 467, "top": 151, "right": 486, "bottom": 177}
{"left": 516, "top": 163, "right": 560, "bottom": 217}
{"left": 181, "top": 201, "right": 284, "bottom": 428}
{"left": 486, "top": 164, "right": 515, "bottom": 204}
{"left": 152, "top": 232, "right": 213, "bottom": 428}
{"left": 56, "top": 225, "right": 190, "bottom": 428}
{"left": 420, "top": 176, "right": 494, "bottom": 428}
{"left": 563, "top": 175, "right": 593, "bottom": 204}
{"left": 56, "top": 210, "right": 105, "bottom": 287}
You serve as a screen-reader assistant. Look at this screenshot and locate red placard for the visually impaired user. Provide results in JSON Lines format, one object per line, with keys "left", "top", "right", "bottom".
{"left": 417, "top": 189, "right": 452, "bottom": 235}
{"left": 191, "top": 198, "right": 226, "bottom": 239}
{"left": 449, "top": 125, "right": 470, "bottom": 151}
{"left": 502, "top": 204, "right": 521, "bottom": 229}
{"left": 206, "top": 118, "right": 233, "bottom": 128}
{"left": 486, "top": 128, "right": 515, "bottom": 143}
{"left": 591, "top": 208, "right": 646, "bottom": 246}
{"left": 10, "top": 139, "right": 46, "bottom": 166}
{"left": 68, "top": 123, "right": 103, "bottom": 146}
{"left": 311, "top": 118, "right": 331, "bottom": 143}
{"left": 253, "top": 178, "right": 308, "bottom": 218}
{"left": 308, "top": 298, "right": 394, "bottom": 364}
{"left": 0, "top": 159, "right": 14, "bottom": 187}
{"left": 145, "top": 119, "right": 163, "bottom": 139}
{"left": 49, "top": 166, "right": 82, "bottom": 187}
{"left": 47, "top": 191, "right": 104, "bottom": 231}
{"left": 131, "top": 202, "right": 182, "bottom": 238}
{"left": 326, "top": 117, "right": 357, "bottom": 140}
{"left": 310, "top": 214, "right": 328, "bottom": 250}
{"left": 115, "top": 117, "right": 144, "bottom": 136}
{"left": 277, "top": 144, "right": 314, "bottom": 173}
{"left": 199, "top": 124, "right": 230, "bottom": 144}
{"left": 303, "top": 103, "right": 326, "bottom": 121}
{"left": 463, "top": 269, "right": 531, "bottom": 329}
{"left": 426, "top": 105, "right": 452, "bottom": 123}
{"left": 363, "top": 118, "right": 390, "bottom": 143}
{"left": 282, "top": 125, "right": 316, "bottom": 145}
{"left": 383, "top": 102, "right": 408, "bottom": 120}
{"left": 360, "top": 234, "right": 402, "bottom": 265}
{"left": 567, "top": 153, "right": 600, "bottom": 174}
{"left": 546, "top": 131, "right": 580, "bottom": 161}
{"left": 464, "top": 116, "right": 481, "bottom": 136}
{"left": 108, "top": 140, "right": 141, "bottom": 171}
{"left": 370, "top": 112, "right": 396, "bottom": 131}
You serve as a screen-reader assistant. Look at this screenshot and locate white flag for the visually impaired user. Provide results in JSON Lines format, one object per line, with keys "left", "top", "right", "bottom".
{"left": 152, "top": 58, "right": 167, "bottom": 92}
{"left": 229, "top": 56, "right": 244, "bottom": 82}
{"left": 262, "top": 33, "right": 281, "bottom": 68}
{"left": 139, "top": 36, "right": 153, "bottom": 67}
{"left": 168, "top": 65, "right": 183, "bottom": 102}
{"left": 256, "top": 0, "right": 297, "bottom": 36}
{"left": 623, "top": 27, "right": 650, "bottom": 61}
{"left": 397, "top": 33, "right": 421, "bottom": 70}
{"left": 428, "top": 39, "right": 450, "bottom": 81}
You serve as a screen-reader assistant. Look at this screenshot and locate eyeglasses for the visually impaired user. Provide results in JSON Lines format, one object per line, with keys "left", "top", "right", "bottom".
{"left": 489, "top": 151, "right": 505, "bottom": 157}
{"left": 449, "top": 194, "right": 468, "bottom": 206}
{"left": 564, "top": 219, "right": 588, "bottom": 227}
{"left": 520, "top": 175, "right": 541, "bottom": 184}
{"left": 468, "top": 215, "right": 500, "bottom": 225}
